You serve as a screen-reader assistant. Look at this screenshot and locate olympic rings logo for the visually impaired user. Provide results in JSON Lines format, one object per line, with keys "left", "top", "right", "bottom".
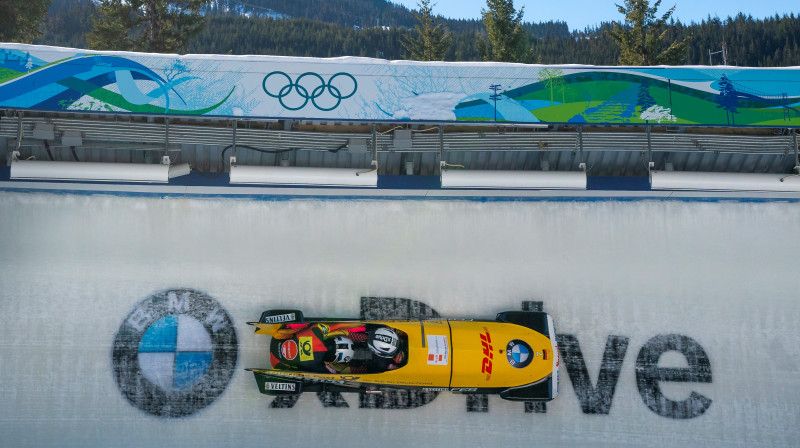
{"left": 262, "top": 71, "right": 358, "bottom": 111}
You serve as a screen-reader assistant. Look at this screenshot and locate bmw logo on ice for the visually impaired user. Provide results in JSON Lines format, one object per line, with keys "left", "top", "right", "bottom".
{"left": 112, "top": 289, "right": 237, "bottom": 418}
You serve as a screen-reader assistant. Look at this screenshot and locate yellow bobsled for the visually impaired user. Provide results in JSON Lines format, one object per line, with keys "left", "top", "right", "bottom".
{"left": 246, "top": 309, "right": 559, "bottom": 402}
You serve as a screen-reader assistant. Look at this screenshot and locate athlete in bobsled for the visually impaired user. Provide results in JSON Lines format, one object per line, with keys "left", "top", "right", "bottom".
{"left": 365, "top": 326, "right": 406, "bottom": 370}
{"left": 270, "top": 322, "right": 407, "bottom": 374}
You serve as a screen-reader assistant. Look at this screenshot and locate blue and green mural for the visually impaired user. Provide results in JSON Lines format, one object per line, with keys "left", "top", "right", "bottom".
{"left": 2, "top": 43, "right": 799, "bottom": 127}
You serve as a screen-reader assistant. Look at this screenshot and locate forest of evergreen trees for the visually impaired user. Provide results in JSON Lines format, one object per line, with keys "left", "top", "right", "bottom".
{"left": 33, "top": 0, "right": 800, "bottom": 67}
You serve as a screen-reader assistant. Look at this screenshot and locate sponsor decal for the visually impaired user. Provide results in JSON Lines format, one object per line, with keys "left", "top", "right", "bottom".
{"left": 506, "top": 339, "right": 533, "bottom": 369}
{"left": 421, "top": 387, "right": 479, "bottom": 392}
{"left": 422, "top": 387, "right": 480, "bottom": 392}
{"left": 376, "top": 333, "right": 394, "bottom": 344}
{"left": 317, "top": 323, "right": 330, "bottom": 336}
{"left": 263, "top": 313, "right": 296, "bottom": 324}
{"left": 299, "top": 336, "right": 314, "bottom": 361}
{"left": 558, "top": 334, "right": 712, "bottom": 419}
{"left": 480, "top": 327, "right": 493, "bottom": 380}
{"left": 268, "top": 382, "right": 296, "bottom": 391}
{"left": 305, "top": 377, "right": 349, "bottom": 385}
{"left": 426, "top": 335, "right": 449, "bottom": 365}
{"left": 112, "top": 289, "right": 237, "bottom": 418}
{"left": 280, "top": 340, "right": 298, "bottom": 360}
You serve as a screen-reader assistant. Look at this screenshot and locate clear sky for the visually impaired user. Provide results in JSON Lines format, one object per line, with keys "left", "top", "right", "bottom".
{"left": 392, "top": 0, "right": 799, "bottom": 31}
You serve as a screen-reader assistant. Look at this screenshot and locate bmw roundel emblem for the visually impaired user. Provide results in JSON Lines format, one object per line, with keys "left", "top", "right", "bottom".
{"left": 112, "top": 289, "right": 238, "bottom": 418}
{"left": 506, "top": 339, "right": 533, "bottom": 368}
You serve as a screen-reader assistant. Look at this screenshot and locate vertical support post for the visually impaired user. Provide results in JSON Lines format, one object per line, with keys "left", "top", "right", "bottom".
{"left": 232, "top": 119, "right": 238, "bottom": 161}
{"left": 371, "top": 124, "right": 378, "bottom": 168}
{"left": 164, "top": 117, "right": 170, "bottom": 162}
{"left": 16, "top": 111, "right": 23, "bottom": 153}
{"left": 793, "top": 128, "right": 798, "bottom": 169}
{"left": 647, "top": 125, "right": 652, "bottom": 167}
{"left": 439, "top": 125, "right": 444, "bottom": 167}
{"left": 577, "top": 125, "right": 584, "bottom": 170}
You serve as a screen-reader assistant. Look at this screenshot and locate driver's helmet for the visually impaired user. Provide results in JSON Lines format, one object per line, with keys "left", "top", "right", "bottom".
{"left": 368, "top": 327, "right": 400, "bottom": 358}
{"left": 332, "top": 336, "right": 355, "bottom": 363}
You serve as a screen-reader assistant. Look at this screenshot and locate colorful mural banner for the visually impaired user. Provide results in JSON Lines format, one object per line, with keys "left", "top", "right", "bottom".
{"left": 2, "top": 43, "right": 800, "bottom": 127}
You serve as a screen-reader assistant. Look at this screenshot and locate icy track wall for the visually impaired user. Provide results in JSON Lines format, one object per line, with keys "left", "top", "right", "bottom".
{"left": 3, "top": 43, "right": 800, "bottom": 126}
{"left": 0, "top": 193, "right": 799, "bottom": 447}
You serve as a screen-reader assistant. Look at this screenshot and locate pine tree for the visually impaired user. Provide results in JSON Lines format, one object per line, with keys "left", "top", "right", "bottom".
{"left": 87, "top": 0, "right": 209, "bottom": 52}
{"left": 607, "top": 0, "right": 690, "bottom": 65}
{"left": 478, "top": 0, "right": 531, "bottom": 62}
{"left": 37, "top": 0, "right": 95, "bottom": 48}
{"left": 401, "top": 0, "right": 452, "bottom": 61}
{"left": 0, "top": 0, "right": 51, "bottom": 43}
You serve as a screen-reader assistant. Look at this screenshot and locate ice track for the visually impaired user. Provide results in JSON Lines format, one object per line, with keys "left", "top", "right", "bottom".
{"left": 0, "top": 192, "right": 798, "bottom": 447}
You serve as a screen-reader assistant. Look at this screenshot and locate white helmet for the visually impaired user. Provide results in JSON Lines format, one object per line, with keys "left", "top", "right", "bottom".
{"left": 332, "top": 336, "right": 354, "bottom": 363}
{"left": 369, "top": 327, "right": 400, "bottom": 358}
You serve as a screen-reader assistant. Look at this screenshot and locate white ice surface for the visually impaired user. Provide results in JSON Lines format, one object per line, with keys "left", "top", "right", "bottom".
{"left": 138, "top": 352, "right": 175, "bottom": 391}
{"left": 0, "top": 193, "right": 799, "bottom": 447}
{"left": 175, "top": 315, "right": 212, "bottom": 352}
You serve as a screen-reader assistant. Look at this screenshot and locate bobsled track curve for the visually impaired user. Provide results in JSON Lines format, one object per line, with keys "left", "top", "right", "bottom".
{"left": 0, "top": 192, "right": 799, "bottom": 447}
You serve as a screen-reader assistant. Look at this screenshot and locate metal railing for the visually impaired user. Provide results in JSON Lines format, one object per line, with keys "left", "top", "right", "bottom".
{"left": 2, "top": 114, "right": 796, "bottom": 175}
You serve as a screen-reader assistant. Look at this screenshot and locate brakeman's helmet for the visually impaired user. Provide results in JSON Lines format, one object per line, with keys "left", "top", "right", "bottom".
{"left": 368, "top": 327, "right": 400, "bottom": 358}
{"left": 332, "top": 336, "right": 355, "bottom": 363}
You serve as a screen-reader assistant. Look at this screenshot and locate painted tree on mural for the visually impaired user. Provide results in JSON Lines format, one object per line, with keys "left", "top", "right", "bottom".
{"left": 0, "top": 0, "right": 51, "bottom": 43}
{"left": 715, "top": 74, "right": 739, "bottom": 125}
{"left": 402, "top": 0, "right": 452, "bottom": 61}
{"left": 87, "top": 0, "right": 209, "bottom": 52}
{"left": 538, "top": 67, "right": 565, "bottom": 106}
{"left": 607, "top": 0, "right": 690, "bottom": 65}
{"left": 637, "top": 78, "right": 657, "bottom": 123}
{"left": 478, "top": 0, "right": 532, "bottom": 62}
{"left": 637, "top": 79, "right": 656, "bottom": 110}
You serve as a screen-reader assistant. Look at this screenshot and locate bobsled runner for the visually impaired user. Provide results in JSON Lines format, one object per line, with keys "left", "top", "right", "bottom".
{"left": 246, "top": 309, "right": 559, "bottom": 402}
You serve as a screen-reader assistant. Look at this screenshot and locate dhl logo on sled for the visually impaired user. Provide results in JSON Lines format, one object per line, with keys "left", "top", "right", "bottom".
{"left": 246, "top": 309, "right": 559, "bottom": 402}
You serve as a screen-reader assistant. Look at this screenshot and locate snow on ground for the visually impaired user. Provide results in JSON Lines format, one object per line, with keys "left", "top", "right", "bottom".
{"left": 0, "top": 193, "right": 798, "bottom": 447}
